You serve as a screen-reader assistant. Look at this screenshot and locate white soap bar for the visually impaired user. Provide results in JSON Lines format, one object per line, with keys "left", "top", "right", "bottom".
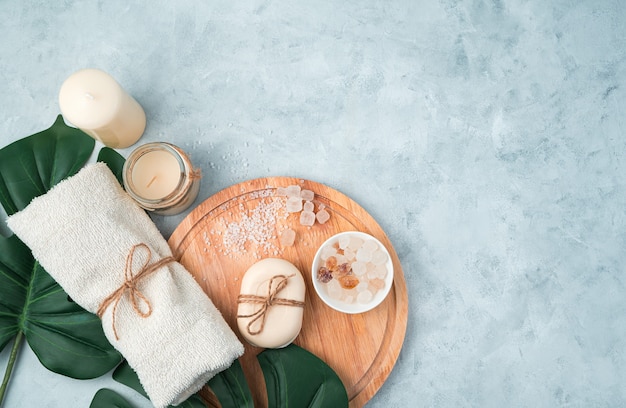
{"left": 237, "top": 258, "right": 306, "bottom": 348}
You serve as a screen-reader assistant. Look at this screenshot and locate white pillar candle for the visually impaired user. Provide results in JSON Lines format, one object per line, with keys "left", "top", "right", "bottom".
{"left": 59, "top": 68, "right": 146, "bottom": 148}
{"left": 122, "top": 142, "right": 201, "bottom": 215}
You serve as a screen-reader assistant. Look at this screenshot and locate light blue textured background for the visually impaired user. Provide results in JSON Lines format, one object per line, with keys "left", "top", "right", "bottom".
{"left": 1, "top": 1, "right": 625, "bottom": 407}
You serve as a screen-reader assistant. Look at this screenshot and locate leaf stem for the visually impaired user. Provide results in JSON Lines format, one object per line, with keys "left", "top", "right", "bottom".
{"left": 0, "top": 331, "right": 24, "bottom": 406}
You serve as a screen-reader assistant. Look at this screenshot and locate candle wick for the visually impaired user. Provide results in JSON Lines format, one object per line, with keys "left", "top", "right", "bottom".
{"left": 146, "top": 176, "right": 157, "bottom": 189}
{"left": 85, "top": 92, "right": 95, "bottom": 100}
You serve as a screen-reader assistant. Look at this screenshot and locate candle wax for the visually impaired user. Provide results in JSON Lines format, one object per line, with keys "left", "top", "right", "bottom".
{"left": 131, "top": 150, "right": 181, "bottom": 200}
{"left": 59, "top": 69, "right": 146, "bottom": 148}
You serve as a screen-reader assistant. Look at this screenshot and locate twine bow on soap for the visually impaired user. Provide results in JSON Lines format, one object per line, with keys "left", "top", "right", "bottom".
{"left": 237, "top": 274, "right": 305, "bottom": 336}
{"left": 97, "top": 243, "right": 175, "bottom": 341}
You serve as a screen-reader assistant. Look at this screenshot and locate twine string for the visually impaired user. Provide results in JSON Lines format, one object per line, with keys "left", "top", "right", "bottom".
{"left": 96, "top": 243, "right": 175, "bottom": 341}
{"left": 237, "top": 274, "right": 304, "bottom": 336}
{"left": 189, "top": 168, "right": 202, "bottom": 180}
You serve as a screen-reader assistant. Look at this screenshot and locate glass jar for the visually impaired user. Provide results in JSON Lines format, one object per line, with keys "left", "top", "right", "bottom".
{"left": 122, "top": 142, "right": 201, "bottom": 215}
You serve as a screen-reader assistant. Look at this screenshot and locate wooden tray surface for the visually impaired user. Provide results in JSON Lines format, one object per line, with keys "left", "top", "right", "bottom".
{"left": 168, "top": 177, "right": 408, "bottom": 407}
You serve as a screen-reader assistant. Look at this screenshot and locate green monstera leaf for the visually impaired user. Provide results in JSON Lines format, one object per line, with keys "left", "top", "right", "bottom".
{"left": 110, "top": 360, "right": 207, "bottom": 407}
{"left": 0, "top": 116, "right": 122, "bottom": 404}
{"left": 97, "top": 147, "right": 126, "bottom": 185}
{"left": 90, "top": 389, "right": 134, "bottom": 408}
{"left": 0, "top": 115, "right": 93, "bottom": 216}
{"left": 258, "top": 345, "right": 348, "bottom": 407}
{"left": 107, "top": 344, "right": 348, "bottom": 408}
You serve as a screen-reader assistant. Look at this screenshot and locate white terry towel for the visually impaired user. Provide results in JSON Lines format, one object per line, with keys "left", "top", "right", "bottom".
{"left": 7, "top": 162, "right": 244, "bottom": 408}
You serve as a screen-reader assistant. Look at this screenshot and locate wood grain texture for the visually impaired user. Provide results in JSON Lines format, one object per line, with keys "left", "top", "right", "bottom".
{"left": 168, "top": 177, "right": 408, "bottom": 408}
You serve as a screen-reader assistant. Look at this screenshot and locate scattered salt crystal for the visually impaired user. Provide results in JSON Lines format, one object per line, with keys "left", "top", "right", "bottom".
{"left": 275, "top": 187, "right": 288, "bottom": 196}
{"left": 357, "top": 290, "right": 373, "bottom": 304}
{"left": 220, "top": 197, "right": 282, "bottom": 258}
{"left": 286, "top": 185, "right": 301, "bottom": 197}
{"left": 338, "top": 235, "right": 351, "bottom": 249}
{"left": 356, "top": 247, "right": 373, "bottom": 262}
{"left": 351, "top": 261, "right": 367, "bottom": 276}
{"left": 344, "top": 295, "right": 355, "bottom": 304}
{"left": 318, "top": 204, "right": 326, "bottom": 210}
{"left": 286, "top": 196, "right": 303, "bottom": 212}
{"left": 299, "top": 211, "right": 315, "bottom": 226}
{"left": 371, "top": 249, "right": 388, "bottom": 265}
{"left": 280, "top": 228, "right": 296, "bottom": 247}
{"left": 300, "top": 189, "right": 314, "bottom": 201}
{"left": 303, "top": 201, "right": 314, "bottom": 212}
{"left": 316, "top": 209, "right": 330, "bottom": 224}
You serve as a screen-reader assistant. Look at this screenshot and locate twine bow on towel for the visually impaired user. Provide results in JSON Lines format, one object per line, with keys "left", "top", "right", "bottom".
{"left": 97, "top": 243, "right": 175, "bottom": 341}
{"left": 237, "top": 274, "right": 305, "bottom": 336}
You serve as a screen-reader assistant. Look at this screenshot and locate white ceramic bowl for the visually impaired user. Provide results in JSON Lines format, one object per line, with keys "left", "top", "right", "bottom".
{"left": 311, "top": 231, "right": 394, "bottom": 314}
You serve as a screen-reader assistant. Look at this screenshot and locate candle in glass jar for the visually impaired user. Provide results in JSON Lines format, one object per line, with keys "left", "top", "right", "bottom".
{"left": 59, "top": 68, "right": 146, "bottom": 148}
{"left": 122, "top": 142, "right": 201, "bottom": 215}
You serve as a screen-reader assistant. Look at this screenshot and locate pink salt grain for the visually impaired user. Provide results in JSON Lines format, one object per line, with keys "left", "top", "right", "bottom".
{"left": 316, "top": 209, "right": 330, "bottom": 224}
{"left": 280, "top": 228, "right": 296, "bottom": 246}
{"left": 286, "top": 185, "right": 301, "bottom": 197}
{"left": 300, "top": 189, "right": 314, "bottom": 201}
{"left": 286, "top": 196, "right": 303, "bottom": 213}
{"left": 303, "top": 201, "right": 314, "bottom": 212}
{"left": 300, "top": 211, "right": 315, "bottom": 226}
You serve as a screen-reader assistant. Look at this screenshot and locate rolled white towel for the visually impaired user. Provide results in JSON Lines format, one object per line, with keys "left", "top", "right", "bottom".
{"left": 7, "top": 162, "right": 243, "bottom": 408}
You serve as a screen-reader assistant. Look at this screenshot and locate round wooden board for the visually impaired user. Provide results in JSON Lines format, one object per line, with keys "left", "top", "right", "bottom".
{"left": 168, "top": 177, "right": 408, "bottom": 407}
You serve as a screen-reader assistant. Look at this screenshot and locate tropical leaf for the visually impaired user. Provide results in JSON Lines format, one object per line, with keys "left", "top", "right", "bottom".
{"left": 90, "top": 389, "right": 134, "bottom": 408}
{"left": 112, "top": 361, "right": 207, "bottom": 407}
{"left": 258, "top": 344, "right": 348, "bottom": 408}
{"left": 111, "top": 344, "right": 348, "bottom": 408}
{"left": 97, "top": 147, "right": 126, "bottom": 185}
{"left": 207, "top": 359, "right": 253, "bottom": 408}
{"left": 0, "top": 117, "right": 122, "bottom": 405}
{"left": 0, "top": 115, "right": 94, "bottom": 216}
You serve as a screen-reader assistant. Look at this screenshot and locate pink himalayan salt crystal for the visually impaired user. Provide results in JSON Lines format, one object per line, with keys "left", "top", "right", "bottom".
{"left": 280, "top": 228, "right": 296, "bottom": 246}
{"left": 286, "top": 196, "right": 303, "bottom": 213}
{"left": 320, "top": 245, "right": 336, "bottom": 260}
{"left": 327, "top": 279, "right": 342, "bottom": 299}
{"left": 334, "top": 253, "right": 348, "bottom": 265}
{"left": 316, "top": 208, "right": 330, "bottom": 224}
{"left": 299, "top": 211, "right": 315, "bottom": 226}
{"left": 371, "top": 249, "right": 388, "bottom": 265}
{"left": 357, "top": 289, "right": 373, "bottom": 304}
{"left": 303, "top": 201, "right": 314, "bottom": 212}
{"left": 300, "top": 189, "right": 314, "bottom": 201}
{"left": 338, "top": 234, "right": 351, "bottom": 249}
{"left": 351, "top": 261, "right": 367, "bottom": 276}
{"left": 275, "top": 187, "right": 288, "bottom": 196}
{"left": 362, "top": 239, "right": 379, "bottom": 253}
{"left": 347, "top": 236, "right": 364, "bottom": 251}
{"left": 373, "top": 264, "right": 388, "bottom": 279}
{"left": 343, "top": 247, "right": 355, "bottom": 260}
{"left": 356, "top": 246, "right": 373, "bottom": 262}
{"left": 369, "top": 278, "right": 386, "bottom": 291}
